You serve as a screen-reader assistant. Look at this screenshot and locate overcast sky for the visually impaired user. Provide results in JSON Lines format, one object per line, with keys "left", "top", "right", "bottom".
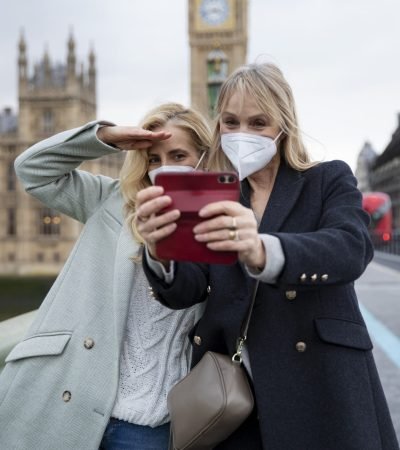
{"left": 1, "top": 0, "right": 399, "bottom": 170}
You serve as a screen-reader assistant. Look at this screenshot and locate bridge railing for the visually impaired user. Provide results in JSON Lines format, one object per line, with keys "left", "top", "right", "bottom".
{"left": 0, "top": 310, "right": 36, "bottom": 372}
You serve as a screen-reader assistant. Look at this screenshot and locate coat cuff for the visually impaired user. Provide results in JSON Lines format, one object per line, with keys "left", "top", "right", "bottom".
{"left": 144, "top": 246, "right": 175, "bottom": 284}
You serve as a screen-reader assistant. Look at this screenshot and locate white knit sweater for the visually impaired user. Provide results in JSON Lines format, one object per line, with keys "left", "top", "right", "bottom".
{"left": 111, "top": 267, "right": 201, "bottom": 427}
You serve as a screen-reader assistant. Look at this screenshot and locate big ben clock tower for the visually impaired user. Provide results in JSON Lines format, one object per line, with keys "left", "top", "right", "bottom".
{"left": 189, "top": 0, "right": 248, "bottom": 118}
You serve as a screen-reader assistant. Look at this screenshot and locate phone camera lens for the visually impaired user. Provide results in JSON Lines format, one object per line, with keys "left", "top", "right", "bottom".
{"left": 218, "top": 175, "right": 225, "bottom": 183}
{"left": 228, "top": 175, "right": 235, "bottom": 183}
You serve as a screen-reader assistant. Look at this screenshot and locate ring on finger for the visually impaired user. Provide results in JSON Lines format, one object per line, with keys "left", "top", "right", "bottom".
{"left": 228, "top": 229, "right": 239, "bottom": 241}
{"left": 137, "top": 215, "right": 150, "bottom": 223}
{"left": 229, "top": 217, "right": 237, "bottom": 230}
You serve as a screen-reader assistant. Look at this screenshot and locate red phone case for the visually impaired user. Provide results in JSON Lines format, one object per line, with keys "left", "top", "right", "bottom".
{"left": 154, "top": 172, "right": 240, "bottom": 264}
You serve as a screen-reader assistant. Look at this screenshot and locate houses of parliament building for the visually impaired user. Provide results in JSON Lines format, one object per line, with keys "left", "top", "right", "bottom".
{"left": 0, "top": 0, "right": 248, "bottom": 276}
{"left": 0, "top": 34, "right": 119, "bottom": 276}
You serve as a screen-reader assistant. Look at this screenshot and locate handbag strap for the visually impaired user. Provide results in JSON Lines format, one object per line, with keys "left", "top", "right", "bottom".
{"left": 232, "top": 280, "right": 260, "bottom": 364}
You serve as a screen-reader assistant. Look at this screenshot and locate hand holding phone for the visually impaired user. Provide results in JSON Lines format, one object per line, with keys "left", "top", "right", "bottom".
{"left": 154, "top": 171, "right": 240, "bottom": 264}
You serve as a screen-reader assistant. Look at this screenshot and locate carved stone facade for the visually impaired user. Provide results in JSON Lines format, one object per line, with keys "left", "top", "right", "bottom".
{"left": 189, "top": 0, "right": 248, "bottom": 118}
{"left": 0, "top": 34, "right": 123, "bottom": 276}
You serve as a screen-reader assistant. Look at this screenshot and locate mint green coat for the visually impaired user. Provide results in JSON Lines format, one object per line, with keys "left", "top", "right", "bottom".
{"left": 0, "top": 122, "right": 197, "bottom": 449}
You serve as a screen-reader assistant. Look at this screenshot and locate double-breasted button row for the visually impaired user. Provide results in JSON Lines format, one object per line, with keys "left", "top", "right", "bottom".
{"left": 63, "top": 336, "right": 97, "bottom": 403}
{"left": 299, "top": 273, "right": 329, "bottom": 282}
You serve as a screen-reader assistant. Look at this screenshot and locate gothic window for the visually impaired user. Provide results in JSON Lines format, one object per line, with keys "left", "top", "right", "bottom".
{"left": 42, "top": 109, "right": 54, "bottom": 134}
{"left": 7, "top": 161, "right": 16, "bottom": 191}
{"left": 39, "top": 208, "right": 61, "bottom": 235}
{"left": 207, "top": 49, "right": 228, "bottom": 117}
{"left": 7, "top": 209, "right": 16, "bottom": 236}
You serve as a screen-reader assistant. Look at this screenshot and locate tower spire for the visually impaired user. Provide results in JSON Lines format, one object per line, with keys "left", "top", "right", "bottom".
{"left": 88, "top": 45, "right": 96, "bottom": 93}
{"left": 67, "top": 30, "right": 76, "bottom": 79}
{"left": 43, "top": 44, "right": 51, "bottom": 85}
{"left": 18, "top": 30, "right": 27, "bottom": 82}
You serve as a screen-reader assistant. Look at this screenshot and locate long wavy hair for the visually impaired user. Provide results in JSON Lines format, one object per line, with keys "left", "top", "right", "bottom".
{"left": 207, "top": 62, "right": 318, "bottom": 171}
{"left": 120, "top": 102, "right": 212, "bottom": 244}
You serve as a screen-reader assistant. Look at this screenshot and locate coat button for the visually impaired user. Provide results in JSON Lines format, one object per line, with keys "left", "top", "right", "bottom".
{"left": 84, "top": 338, "right": 95, "bottom": 349}
{"left": 207, "top": 285, "right": 211, "bottom": 294}
{"left": 62, "top": 391, "right": 72, "bottom": 402}
{"left": 300, "top": 273, "right": 307, "bottom": 282}
{"left": 285, "top": 290, "right": 297, "bottom": 300}
{"left": 193, "top": 336, "right": 202, "bottom": 346}
{"left": 295, "top": 341, "right": 307, "bottom": 352}
{"left": 321, "top": 274, "right": 329, "bottom": 281}
{"left": 311, "top": 274, "right": 318, "bottom": 282}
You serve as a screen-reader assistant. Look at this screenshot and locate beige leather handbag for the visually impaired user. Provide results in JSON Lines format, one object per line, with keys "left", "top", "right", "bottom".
{"left": 167, "top": 282, "right": 259, "bottom": 450}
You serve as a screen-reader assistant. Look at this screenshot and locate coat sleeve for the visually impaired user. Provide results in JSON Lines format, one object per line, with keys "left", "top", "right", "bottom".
{"left": 272, "top": 160, "right": 374, "bottom": 286}
{"left": 142, "top": 251, "right": 209, "bottom": 309}
{"left": 14, "top": 120, "right": 121, "bottom": 223}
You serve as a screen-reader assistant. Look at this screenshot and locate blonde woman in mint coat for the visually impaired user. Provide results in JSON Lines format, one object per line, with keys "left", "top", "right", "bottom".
{"left": 0, "top": 103, "right": 211, "bottom": 450}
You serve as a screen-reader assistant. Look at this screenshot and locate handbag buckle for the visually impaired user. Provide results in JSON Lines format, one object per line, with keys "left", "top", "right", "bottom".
{"left": 232, "top": 337, "right": 246, "bottom": 364}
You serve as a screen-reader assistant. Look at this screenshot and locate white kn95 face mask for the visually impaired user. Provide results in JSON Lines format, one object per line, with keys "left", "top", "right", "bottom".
{"left": 221, "top": 131, "right": 283, "bottom": 181}
{"left": 148, "top": 151, "right": 207, "bottom": 185}
{"left": 148, "top": 165, "right": 194, "bottom": 185}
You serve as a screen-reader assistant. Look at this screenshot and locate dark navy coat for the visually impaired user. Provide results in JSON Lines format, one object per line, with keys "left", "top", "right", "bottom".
{"left": 144, "top": 160, "right": 399, "bottom": 450}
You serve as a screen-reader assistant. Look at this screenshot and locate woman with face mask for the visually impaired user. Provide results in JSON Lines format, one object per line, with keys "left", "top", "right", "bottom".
{"left": 135, "top": 64, "right": 399, "bottom": 450}
{"left": 0, "top": 103, "right": 211, "bottom": 450}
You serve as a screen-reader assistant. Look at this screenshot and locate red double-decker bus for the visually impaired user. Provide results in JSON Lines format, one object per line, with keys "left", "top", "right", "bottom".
{"left": 362, "top": 192, "right": 392, "bottom": 244}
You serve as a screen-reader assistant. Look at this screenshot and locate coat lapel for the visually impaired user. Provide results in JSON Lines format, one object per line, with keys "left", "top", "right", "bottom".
{"left": 259, "top": 162, "right": 305, "bottom": 233}
{"left": 238, "top": 162, "right": 304, "bottom": 288}
{"left": 240, "top": 162, "right": 305, "bottom": 233}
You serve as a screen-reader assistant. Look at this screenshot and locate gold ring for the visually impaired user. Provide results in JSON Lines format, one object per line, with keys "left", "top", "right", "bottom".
{"left": 137, "top": 215, "right": 150, "bottom": 223}
{"left": 229, "top": 217, "right": 237, "bottom": 230}
{"left": 228, "top": 230, "right": 238, "bottom": 241}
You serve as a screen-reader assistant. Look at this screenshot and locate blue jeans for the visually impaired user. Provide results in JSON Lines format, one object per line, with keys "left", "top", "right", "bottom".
{"left": 99, "top": 418, "right": 170, "bottom": 450}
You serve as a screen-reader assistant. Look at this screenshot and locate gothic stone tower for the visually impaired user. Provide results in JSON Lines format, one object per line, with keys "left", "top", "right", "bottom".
{"left": 17, "top": 33, "right": 97, "bottom": 143}
{"left": 0, "top": 34, "right": 122, "bottom": 276}
{"left": 188, "top": 0, "right": 248, "bottom": 119}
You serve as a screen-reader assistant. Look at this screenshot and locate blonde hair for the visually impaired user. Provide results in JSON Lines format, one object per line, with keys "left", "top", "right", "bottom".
{"left": 119, "top": 102, "right": 212, "bottom": 244}
{"left": 207, "top": 62, "right": 318, "bottom": 171}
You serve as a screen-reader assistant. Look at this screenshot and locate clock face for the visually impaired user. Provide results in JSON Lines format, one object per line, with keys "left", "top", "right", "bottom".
{"left": 200, "top": 0, "right": 229, "bottom": 26}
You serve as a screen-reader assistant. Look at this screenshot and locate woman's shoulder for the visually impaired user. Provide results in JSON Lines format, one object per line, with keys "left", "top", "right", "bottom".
{"left": 301, "top": 159, "right": 354, "bottom": 182}
{"left": 102, "top": 182, "right": 124, "bottom": 211}
{"left": 296, "top": 160, "right": 359, "bottom": 198}
{"left": 305, "top": 159, "right": 352, "bottom": 174}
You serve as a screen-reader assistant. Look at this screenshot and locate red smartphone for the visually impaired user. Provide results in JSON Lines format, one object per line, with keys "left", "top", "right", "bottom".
{"left": 154, "top": 171, "right": 240, "bottom": 264}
